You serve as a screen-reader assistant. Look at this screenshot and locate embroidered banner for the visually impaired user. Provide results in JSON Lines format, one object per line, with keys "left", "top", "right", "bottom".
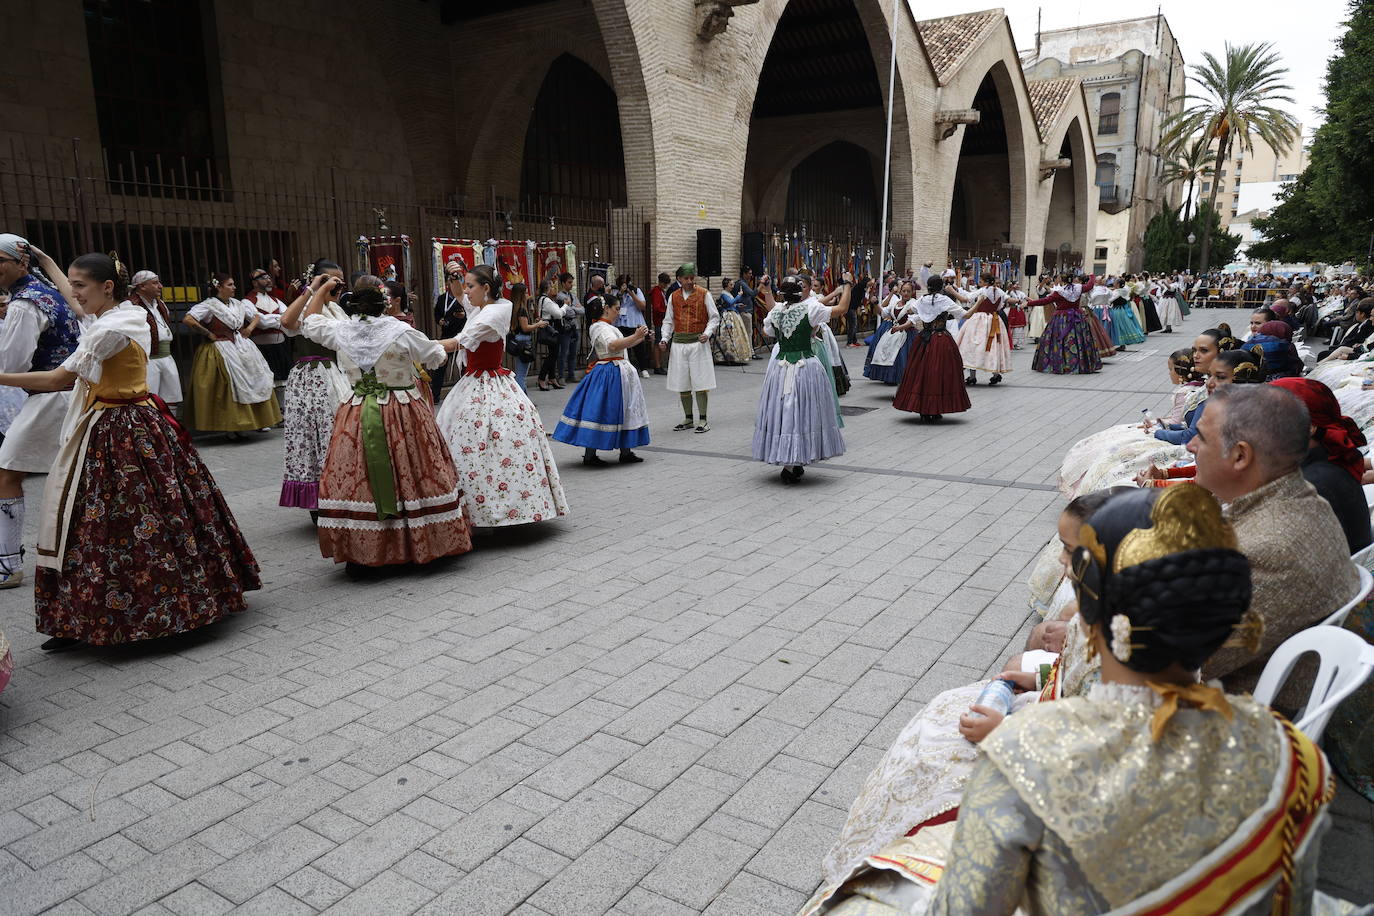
{"left": 430, "top": 239, "right": 483, "bottom": 299}
{"left": 494, "top": 241, "right": 533, "bottom": 299}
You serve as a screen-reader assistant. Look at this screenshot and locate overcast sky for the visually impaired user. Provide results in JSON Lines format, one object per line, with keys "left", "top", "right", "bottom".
{"left": 907, "top": 0, "right": 1350, "bottom": 136}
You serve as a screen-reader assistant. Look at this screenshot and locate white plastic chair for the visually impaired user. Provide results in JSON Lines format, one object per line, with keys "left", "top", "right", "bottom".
{"left": 1252, "top": 626, "right": 1374, "bottom": 741}
{"left": 1322, "top": 563, "right": 1373, "bottom": 627}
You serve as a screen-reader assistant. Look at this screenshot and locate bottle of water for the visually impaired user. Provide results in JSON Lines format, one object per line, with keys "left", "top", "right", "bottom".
{"left": 1141, "top": 407, "right": 1156, "bottom": 429}
{"left": 971, "top": 678, "right": 1016, "bottom": 718}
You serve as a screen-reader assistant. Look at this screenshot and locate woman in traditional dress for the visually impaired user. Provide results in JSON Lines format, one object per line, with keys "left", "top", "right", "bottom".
{"left": 434, "top": 265, "right": 568, "bottom": 527}
{"left": 804, "top": 489, "right": 1116, "bottom": 915}
{"left": 0, "top": 254, "right": 260, "bottom": 652}
{"left": 1059, "top": 326, "right": 1237, "bottom": 498}
{"left": 1059, "top": 349, "right": 1200, "bottom": 497}
{"left": 299, "top": 281, "right": 472, "bottom": 569}
{"left": 713, "top": 277, "right": 753, "bottom": 365}
{"left": 181, "top": 272, "right": 281, "bottom": 436}
{"left": 814, "top": 485, "right": 1334, "bottom": 916}
{"left": 753, "top": 273, "right": 853, "bottom": 483}
{"left": 1004, "top": 282, "right": 1027, "bottom": 349}
{"left": 275, "top": 261, "right": 353, "bottom": 516}
{"left": 1028, "top": 273, "right": 1101, "bottom": 375}
{"left": 955, "top": 276, "right": 1011, "bottom": 387}
{"left": 1134, "top": 274, "right": 1164, "bottom": 333}
{"left": 553, "top": 293, "right": 650, "bottom": 466}
{"left": 892, "top": 277, "right": 972, "bottom": 422}
{"left": 1028, "top": 275, "right": 1053, "bottom": 341}
{"left": 1154, "top": 274, "right": 1183, "bottom": 331}
{"left": 1082, "top": 295, "right": 1118, "bottom": 361}
{"left": 1106, "top": 277, "right": 1147, "bottom": 349}
{"left": 864, "top": 280, "right": 913, "bottom": 382}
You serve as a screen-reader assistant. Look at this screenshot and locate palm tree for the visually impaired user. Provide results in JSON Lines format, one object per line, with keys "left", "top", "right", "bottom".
{"left": 1162, "top": 42, "right": 1301, "bottom": 272}
{"left": 1160, "top": 134, "right": 1216, "bottom": 227}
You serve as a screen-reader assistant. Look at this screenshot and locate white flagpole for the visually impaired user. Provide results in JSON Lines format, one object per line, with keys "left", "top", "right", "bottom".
{"left": 877, "top": 0, "right": 900, "bottom": 278}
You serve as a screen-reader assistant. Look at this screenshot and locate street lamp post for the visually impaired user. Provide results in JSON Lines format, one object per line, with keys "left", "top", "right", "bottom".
{"left": 1187, "top": 232, "right": 1197, "bottom": 274}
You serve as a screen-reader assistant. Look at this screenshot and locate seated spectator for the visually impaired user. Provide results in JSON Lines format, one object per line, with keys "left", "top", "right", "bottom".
{"left": 1188, "top": 384, "right": 1361, "bottom": 707}
{"left": 1248, "top": 320, "right": 1303, "bottom": 379}
{"left": 1271, "top": 377, "right": 1372, "bottom": 552}
{"left": 1319, "top": 299, "right": 1374, "bottom": 361}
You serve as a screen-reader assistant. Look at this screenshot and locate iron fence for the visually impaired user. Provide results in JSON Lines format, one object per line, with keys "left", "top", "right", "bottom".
{"left": 0, "top": 136, "right": 650, "bottom": 377}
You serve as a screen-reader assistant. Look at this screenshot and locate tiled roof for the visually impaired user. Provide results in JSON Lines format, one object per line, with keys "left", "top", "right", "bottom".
{"left": 1026, "top": 77, "right": 1078, "bottom": 132}
{"left": 916, "top": 9, "right": 1003, "bottom": 84}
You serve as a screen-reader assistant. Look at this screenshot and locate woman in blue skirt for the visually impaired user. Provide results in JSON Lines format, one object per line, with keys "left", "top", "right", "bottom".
{"left": 553, "top": 295, "right": 651, "bottom": 465}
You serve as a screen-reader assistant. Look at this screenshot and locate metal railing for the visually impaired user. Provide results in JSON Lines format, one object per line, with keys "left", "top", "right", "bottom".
{"left": 0, "top": 136, "right": 650, "bottom": 379}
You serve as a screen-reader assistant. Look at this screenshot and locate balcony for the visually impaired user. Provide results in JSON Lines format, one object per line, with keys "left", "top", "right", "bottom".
{"left": 1097, "top": 184, "right": 1128, "bottom": 213}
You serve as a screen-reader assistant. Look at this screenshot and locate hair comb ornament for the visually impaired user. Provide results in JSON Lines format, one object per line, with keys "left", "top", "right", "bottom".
{"left": 1113, "top": 484, "right": 1237, "bottom": 573}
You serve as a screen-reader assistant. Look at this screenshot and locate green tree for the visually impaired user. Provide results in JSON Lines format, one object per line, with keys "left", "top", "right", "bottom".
{"left": 1250, "top": 0, "right": 1374, "bottom": 264}
{"left": 1160, "top": 134, "right": 1216, "bottom": 226}
{"left": 1143, "top": 204, "right": 1242, "bottom": 272}
{"left": 1163, "top": 42, "right": 1301, "bottom": 271}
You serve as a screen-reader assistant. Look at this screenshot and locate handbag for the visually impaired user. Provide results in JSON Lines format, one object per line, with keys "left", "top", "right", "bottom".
{"left": 505, "top": 332, "right": 533, "bottom": 362}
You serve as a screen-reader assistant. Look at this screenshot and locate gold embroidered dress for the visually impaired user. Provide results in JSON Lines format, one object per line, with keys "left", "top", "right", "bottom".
{"left": 816, "top": 683, "right": 1332, "bottom": 916}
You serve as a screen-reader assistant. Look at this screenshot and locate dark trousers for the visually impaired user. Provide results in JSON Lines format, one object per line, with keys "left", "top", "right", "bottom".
{"left": 618, "top": 326, "right": 650, "bottom": 371}
{"left": 539, "top": 334, "right": 563, "bottom": 381}
{"left": 432, "top": 352, "right": 455, "bottom": 402}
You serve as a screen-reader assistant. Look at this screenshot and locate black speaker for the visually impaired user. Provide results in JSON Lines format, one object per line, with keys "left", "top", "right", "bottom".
{"left": 742, "top": 231, "right": 765, "bottom": 279}
{"left": 696, "top": 228, "right": 722, "bottom": 278}
{"left": 1024, "top": 254, "right": 1038, "bottom": 276}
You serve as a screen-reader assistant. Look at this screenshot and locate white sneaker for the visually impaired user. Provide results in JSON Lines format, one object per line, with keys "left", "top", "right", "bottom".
{"left": 640, "top": 369, "right": 650, "bottom": 378}
{"left": 0, "top": 569, "right": 23, "bottom": 589}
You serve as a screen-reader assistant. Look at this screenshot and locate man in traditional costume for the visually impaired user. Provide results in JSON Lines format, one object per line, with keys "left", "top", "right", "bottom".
{"left": 0, "top": 234, "right": 81, "bottom": 589}
{"left": 126, "top": 270, "right": 183, "bottom": 408}
{"left": 659, "top": 263, "right": 719, "bottom": 433}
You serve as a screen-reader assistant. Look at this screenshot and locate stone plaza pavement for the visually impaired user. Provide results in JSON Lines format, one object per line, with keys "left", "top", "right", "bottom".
{"left": 0, "top": 307, "right": 1369, "bottom": 914}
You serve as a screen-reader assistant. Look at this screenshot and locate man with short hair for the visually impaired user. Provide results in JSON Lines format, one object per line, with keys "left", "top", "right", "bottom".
{"left": 658, "top": 263, "right": 718, "bottom": 433}
{"left": 126, "top": 270, "right": 182, "bottom": 407}
{"left": 432, "top": 260, "right": 468, "bottom": 401}
{"left": 0, "top": 234, "right": 82, "bottom": 589}
{"left": 1189, "top": 384, "right": 1361, "bottom": 707}
{"left": 555, "top": 271, "right": 582, "bottom": 382}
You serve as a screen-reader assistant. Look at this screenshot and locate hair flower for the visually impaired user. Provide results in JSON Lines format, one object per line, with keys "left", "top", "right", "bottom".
{"left": 1110, "top": 614, "right": 1133, "bottom": 662}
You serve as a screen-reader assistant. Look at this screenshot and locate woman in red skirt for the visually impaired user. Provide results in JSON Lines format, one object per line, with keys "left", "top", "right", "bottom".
{"left": 892, "top": 276, "right": 972, "bottom": 422}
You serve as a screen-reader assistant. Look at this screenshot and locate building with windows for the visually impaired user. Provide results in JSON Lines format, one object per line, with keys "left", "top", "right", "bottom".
{"left": 1201, "top": 130, "right": 1307, "bottom": 229}
{"left": 1024, "top": 15, "right": 1185, "bottom": 275}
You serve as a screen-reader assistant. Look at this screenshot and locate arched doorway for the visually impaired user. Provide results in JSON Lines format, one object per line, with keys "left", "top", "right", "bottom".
{"left": 948, "top": 73, "right": 1013, "bottom": 256}
{"left": 519, "top": 54, "right": 627, "bottom": 210}
{"left": 741, "top": 0, "right": 906, "bottom": 276}
{"left": 1044, "top": 136, "right": 1078, "bottom": 269}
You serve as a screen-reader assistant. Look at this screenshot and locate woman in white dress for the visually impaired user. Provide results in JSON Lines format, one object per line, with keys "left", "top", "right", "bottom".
{"left": 434, "top": 265, "right": 569, "bottom": 527}
{"left": 181, "top": 273, "right": 280, "bottom": 436}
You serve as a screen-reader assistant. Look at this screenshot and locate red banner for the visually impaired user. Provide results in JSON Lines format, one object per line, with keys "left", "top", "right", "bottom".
{"left": 533, "top": 242, "right": 568, "bottom": 290}
{"left": 369, "top": 242, "right": 406, "bottom": 286}
{"left": 495, "top": 242, "right": 532, "bottom": 299}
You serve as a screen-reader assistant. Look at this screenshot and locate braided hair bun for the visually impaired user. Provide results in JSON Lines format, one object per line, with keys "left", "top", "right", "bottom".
{"left": 1072, "top": 487, "right": 1251, "bottom": 673}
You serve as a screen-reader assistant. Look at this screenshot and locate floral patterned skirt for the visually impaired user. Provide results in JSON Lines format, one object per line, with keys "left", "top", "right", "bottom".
{"left": 35, "top": 404, "right": 260, "bottom": 644}
{"left": 1031, "top": 310, "right": 1102, "bottom": 375}
{"left": 714, "top": 311, "right": 753, "bottom": 364}
{"left": 434, "top": 370, "right": 569, "bottom": 527}
{"left": 317, "top": 395, "right": 472, "bottom": 566}
{"left": 280, "top": 360, "right": 346, "bottom": 509}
